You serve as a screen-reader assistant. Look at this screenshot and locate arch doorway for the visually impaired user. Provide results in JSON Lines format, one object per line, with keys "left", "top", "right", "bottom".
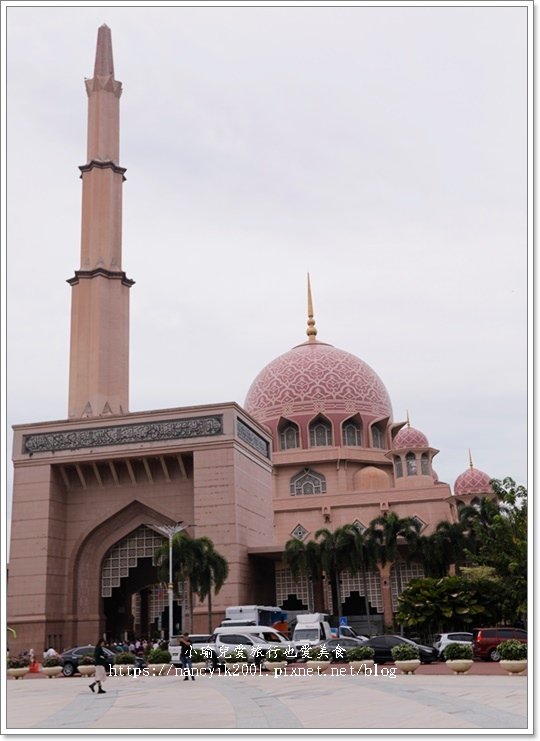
{"left": 101, "top": 526, "right": 183, "bottom": 641}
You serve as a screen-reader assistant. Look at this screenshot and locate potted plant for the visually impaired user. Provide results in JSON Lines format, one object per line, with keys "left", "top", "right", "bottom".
{"left": 305, "top": 646, "right": 331, "bottom": 673}
{"left": 347, "top": 645, "right": 375, "bottom": 674}
{"left": 77, "top": 654, "right": 96, "bottom": 677}
{"left": 444, "top": 642, "right": 474, "bottom": 674}
{"left": 497, "top": 640, "right": 527, "bottom": 675}
{"left": 264, "top": 646, "right": 289, "bottom": 673}
{"left": 7, "top": 656, "right": 30, "bottom": 680}
{"left": 224, "top": 648, "right": 249, "bottom": 671}
{"left": 147, "top": 648, "right": 171, "bottom": 675}
{"left": 113, "top": 651, "right": 137, "bottom": 676}
{"left": 42, "top": 655, "right": 64, "bottom": 678}
{"left": 391, "top": 643, "right": 421, "bottom": 674}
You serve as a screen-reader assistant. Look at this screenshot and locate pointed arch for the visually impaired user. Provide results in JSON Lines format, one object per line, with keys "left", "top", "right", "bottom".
{"left": 67, "top": 500, "right": 177, "bottom": 644}
{"left": 309, "top": 414, "right": 333, "bottom": 447}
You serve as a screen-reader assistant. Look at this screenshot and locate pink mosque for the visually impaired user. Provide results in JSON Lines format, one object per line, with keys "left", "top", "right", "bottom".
{"left": 7, "top": 26, "right": 494, "bottom": 654}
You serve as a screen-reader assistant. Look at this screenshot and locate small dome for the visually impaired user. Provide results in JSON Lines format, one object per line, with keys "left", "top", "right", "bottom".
{"left": 454, "top": 467, "right": 492, "bottom": 496}
{"left": 393, "top": 426, "right": 429, "bottom": 448}
{"left": 244, "top": 341, "right": 392, "bottom": 425}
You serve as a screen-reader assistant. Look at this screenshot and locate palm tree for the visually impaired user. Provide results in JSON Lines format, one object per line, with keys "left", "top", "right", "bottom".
{"left": 340, "top": 525, "right": 378, "bottom": 635}
{"left": 314, "top": 525, "right": 354, "bottom": 621}
{"left": 283, "top": 538, "right": 323, "bottom": 611}
{"left": 156, "top": 532, "right": 198, "bottom": 632}
{"left": 367, "top": 512, "right": 422, "bottom": 595}
{"left": 156, "top": 533, "right": 228, "bottom": 634}
{"left": 191, "top": 537, "right": 229, "bottom": 633}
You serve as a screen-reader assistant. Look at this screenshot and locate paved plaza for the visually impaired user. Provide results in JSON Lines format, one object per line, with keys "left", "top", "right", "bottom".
{"left": 5, "top": 669, "right": 529, "bottom": 733}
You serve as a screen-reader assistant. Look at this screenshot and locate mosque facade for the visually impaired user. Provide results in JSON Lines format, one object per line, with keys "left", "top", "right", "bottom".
{"left": 7, "top": 27, "right": 493, "bottom": 655}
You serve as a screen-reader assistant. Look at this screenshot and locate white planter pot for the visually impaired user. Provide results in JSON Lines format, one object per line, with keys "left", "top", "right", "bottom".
{"left": 350, "top": 660, "right": 375, "bottom": 674}
{"left": 42, "top": 666, "right": 63, "bottom": 678}
{"left": 77, "top": 665, "right": 96, "bottom": 677}
{"left": 446, "top": 659, "right": 473, "bottom": 675}
{"left": 305, "top": 661, "right": 331, "bottom": 673}
{"left": 264, "top": 661, "right": 288, "bottom": 674}
{"left": 148, "top": 663, "right": 170, "bottom": 675}
{"left": 7, "top": 668, "right": 29, "bottom": 680}
{"left": 225, "top": 662, "right": 248, "bottom": 672}
{"left": 394, "top": 659, "right": 421, "bottom": 675}
{"left": 500, "top": 660, "right": 527, "bottom": 675}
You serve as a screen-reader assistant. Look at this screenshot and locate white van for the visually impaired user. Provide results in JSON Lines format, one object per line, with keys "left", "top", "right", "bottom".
{"left": 215, "top": 625, "right": 294, "bottom": 651}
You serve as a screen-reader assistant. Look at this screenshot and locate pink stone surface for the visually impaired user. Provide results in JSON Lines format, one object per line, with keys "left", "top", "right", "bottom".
{"left": 454, "top": 467, "right": 492, "bottom": 495}
{"left": 392, "top": 426, "right": 429, "bottom": 448}
{"left": 244, "top": 341, "right": 392, "bottom": 424}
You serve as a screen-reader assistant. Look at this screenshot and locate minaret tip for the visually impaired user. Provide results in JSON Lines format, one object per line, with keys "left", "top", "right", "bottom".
{"left": 306, "top": 273, "right": 318, "bottom": 342}
{"left": 94, "top": 24, "right": 114, "bottom": 77}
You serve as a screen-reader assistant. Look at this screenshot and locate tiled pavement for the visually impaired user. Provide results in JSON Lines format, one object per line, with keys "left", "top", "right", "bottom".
{"left": 5, "top": 668, "right": 529, "bottom": 733}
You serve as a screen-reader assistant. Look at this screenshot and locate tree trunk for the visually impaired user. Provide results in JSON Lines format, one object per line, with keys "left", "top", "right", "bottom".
{"left": 207, "top": 588, "right": 213, "bottom": 634}
{"left": 361, "top": 563, "right": 373, "bottom": 635}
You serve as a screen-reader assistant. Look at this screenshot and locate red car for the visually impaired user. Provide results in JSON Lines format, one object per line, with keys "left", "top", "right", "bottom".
{"left": 472, "top": 627, "right": 527, "bottom": 661}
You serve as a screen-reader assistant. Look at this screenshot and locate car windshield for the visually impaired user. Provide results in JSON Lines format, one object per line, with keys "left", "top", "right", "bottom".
{"left": 295, "top": 629, "right": 319, "bottom": 641}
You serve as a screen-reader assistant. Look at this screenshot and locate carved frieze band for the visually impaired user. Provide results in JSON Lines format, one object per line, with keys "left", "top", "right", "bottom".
{"left": 236, "top": 419, "right": 270, "bottom": 458}
{"left": 23, "top": 415, "right": 223, "bottom": 454}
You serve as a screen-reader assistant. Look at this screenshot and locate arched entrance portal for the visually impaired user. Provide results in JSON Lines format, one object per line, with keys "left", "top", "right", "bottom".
{"left": 101, "top": 526, "right": 183, "bottom": 641}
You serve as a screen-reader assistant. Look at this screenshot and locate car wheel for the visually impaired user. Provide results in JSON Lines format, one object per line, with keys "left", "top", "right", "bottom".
{"left": 489, "top": 648, "right": 500, "bottom": 662}
{"left": 62, "top": 662, "right": 75, "bottom": 677}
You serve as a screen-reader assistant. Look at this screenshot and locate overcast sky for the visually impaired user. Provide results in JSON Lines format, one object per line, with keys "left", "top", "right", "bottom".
{"left": 3, "top": 2, "right": 529, "bottom": 529}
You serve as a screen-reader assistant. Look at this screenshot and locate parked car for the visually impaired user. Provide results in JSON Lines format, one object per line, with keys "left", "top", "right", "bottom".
{"left": 472, "top": 627, "right": 527, "bottom": 661}
{"left": 358, "top": 635, "right": 439, "bottom": 664}
{"left": 432, "top": 632, "right": 473, "bottom": 659}
{"left": 310, "top": 637, "right": 369, "bottom": 662}
{"left": 61, "top": 645, "right": 147, "bottom": 677}
{"left": 200, "top": 632, "right": 273, "bottom": 669}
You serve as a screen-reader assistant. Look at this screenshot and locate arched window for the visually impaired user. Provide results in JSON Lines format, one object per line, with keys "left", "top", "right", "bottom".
{"left": 421, "top": 453, "right": 430, "bottom": 475}
{"left": 290, "top": 468, "right": 327, "bottom": 496}
{"left": 406, "top": 452, "right": 417, "bottom": 475}
{"left": 394, "top": 456, "right": 403, "bottom": 478}
{"left": 372, "top": 426, "right": 384, "bottom": 449}
{"left": 309, "top": 417, "right": 332, "bottom": 447}
{"left": 342, "top": 420, "right": 361, "bottom": 446}
{"left": 279, "top": 422, "right": 300, "bottom": 450}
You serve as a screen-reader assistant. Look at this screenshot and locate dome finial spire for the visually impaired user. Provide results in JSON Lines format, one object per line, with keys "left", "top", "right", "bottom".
{"left": 306, "top": 273, "right": 318, "bottom": 342}
{"left": 468, "top": 449, "right": 474, "bottom": 469}
{"left": 406, "top": 410, "right": 411, "bottom": 427}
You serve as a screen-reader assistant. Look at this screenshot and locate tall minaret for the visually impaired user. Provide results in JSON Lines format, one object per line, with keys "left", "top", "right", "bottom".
{"left": 67, "top": 25, "right": 134, "bottom": 419}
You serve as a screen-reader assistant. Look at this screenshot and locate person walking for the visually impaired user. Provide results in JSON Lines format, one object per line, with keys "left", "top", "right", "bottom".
{"left": 179, "top": 633, "right": 195, "bottom": 681}
{"left": 89, "top": 639, "right": 108, "bottom": 694}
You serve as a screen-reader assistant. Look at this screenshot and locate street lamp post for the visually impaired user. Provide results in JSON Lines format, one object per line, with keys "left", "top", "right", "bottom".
{"left": 152, "top": 522, "right": 188, "bottom": 640}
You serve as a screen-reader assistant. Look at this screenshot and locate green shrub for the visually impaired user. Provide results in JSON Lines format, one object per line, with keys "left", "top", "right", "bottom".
{"left": 391, "top": 643, "right": 420, "bottom": 661}
{"left": 224, "top": 648, "right": 249, "bottom": 662}
{"left": 264, "top": 647, "right": 289, "bottom": 662}
{"left": 497, "top": 640, "right": 527, "bottom": 661}
{"left": 306, "top": 646, "right": 331, "bottom": 661}
{"left": 444, "top": 643, "right": 473, "bottom": 661}
{"left": 78, "top": 655, "right": 95, "bottom": 666}
{"left": 7, "top": 657, "right": 30, "bottom": 669}
{"left": 43, "top": 656, "right": 64, "bottom": 668}
{"left": 114, "top": 651, "right": 136, "bottom": 665}
{"left": 347, "top": 646, "right": 375, "bottom": 661}
{"left": 147, "top": 648, "right": 171, "bottom": 664}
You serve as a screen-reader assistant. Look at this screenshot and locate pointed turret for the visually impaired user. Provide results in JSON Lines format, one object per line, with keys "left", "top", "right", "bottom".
{"left": 67, "top": 26, "right": 133, "bottom": 419}
{"left": 306, "top": 273, "right": 318, "bottom": 342}
{"left": 94, "top": 24, "right": 115, "bottom": 77}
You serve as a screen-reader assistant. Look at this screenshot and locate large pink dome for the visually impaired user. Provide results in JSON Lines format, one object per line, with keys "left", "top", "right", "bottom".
{"left": 244, "top": 341, "right": 393, "bottom": 424}
{"left": 454, "top": 467, "right": 492, "bottom": 496}
{"left": 393, "top": 426, "right": 429, "bottom": 448}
